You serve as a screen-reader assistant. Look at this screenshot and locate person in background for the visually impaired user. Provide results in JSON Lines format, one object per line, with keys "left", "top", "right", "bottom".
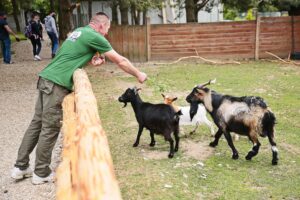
{"left": 0, "top": 11, "right": 20, "bottom": 64}
{"left": 29, "top": 13, "right": 43, "bottom": 61}
{"left": 44, "top": 11, "right": 59, "bottom": 58}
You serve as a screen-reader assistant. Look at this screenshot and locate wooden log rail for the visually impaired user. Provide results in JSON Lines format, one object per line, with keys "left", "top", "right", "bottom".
{"left": 56, "top": 69, "right": 122, "bottom": 200}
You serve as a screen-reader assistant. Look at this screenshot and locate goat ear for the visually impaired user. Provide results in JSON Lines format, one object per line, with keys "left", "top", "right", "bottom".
{"left": 172, "top": 97, "right": 178, "bottom": 102}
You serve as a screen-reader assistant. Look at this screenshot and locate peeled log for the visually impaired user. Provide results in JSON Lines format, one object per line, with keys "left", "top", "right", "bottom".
{"left": 56, "top": 69, "right": 122, "bottom": 200}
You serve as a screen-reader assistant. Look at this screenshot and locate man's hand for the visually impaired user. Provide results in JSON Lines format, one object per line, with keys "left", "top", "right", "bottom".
{"left": 137, "top": 72, "right": 147, "bottom": 83}
{"left": 90, "top": 54, "right": 105, "bottom": 66}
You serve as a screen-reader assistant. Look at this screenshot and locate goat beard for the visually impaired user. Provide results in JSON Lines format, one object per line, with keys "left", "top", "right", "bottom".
{"left": 189, "top": 102, "right": 199, "bottom": 121}
{"left": 122, "top": 102, "right": 127, "bottom": 108}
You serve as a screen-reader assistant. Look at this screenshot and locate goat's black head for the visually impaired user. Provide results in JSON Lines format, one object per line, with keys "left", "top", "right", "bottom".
{"left": 186, "top": 79, "right": 216, "bottom": 120}
{"left": 118, "top": 87, "right": 141, "bottom": 107}
{"left": 186, "top": 87, "right": 210, "bottom": 120}
{"left": 186, "top": 87, "right": 210, "bottom": 104}
{"left": 186, "top": 79, "right": 216, "bottom": 104}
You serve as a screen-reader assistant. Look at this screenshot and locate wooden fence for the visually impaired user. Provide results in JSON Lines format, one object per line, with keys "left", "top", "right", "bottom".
{"left": 56, "top": 69, "right": 122, "bottom": 200}
{"left": 107, "top": 16, "right": 300, "bottom": 61}
{"left": 107, "top": 23, "right": 149, "bottom": 62}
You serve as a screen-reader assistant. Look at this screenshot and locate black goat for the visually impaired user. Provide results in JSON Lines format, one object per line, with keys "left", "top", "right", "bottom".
{"left": 186, "top": 80, "right": 278, "bottom": 165}
{"left": 118, "top": 87, "right": 182, "bottom": 158}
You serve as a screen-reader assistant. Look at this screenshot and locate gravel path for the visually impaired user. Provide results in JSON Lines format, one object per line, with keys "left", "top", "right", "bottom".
{"left": 0, "top": 39, "right": 59, "bottom": 200}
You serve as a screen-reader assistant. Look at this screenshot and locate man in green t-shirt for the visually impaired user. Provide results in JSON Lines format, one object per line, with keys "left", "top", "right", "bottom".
{"left": 11, "top": 12, "right": 147, "bottom": 185}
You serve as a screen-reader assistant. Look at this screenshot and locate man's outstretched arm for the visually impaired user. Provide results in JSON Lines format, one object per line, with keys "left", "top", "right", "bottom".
{"left": 104, "top": 49, "right": 147, "bottom": 83}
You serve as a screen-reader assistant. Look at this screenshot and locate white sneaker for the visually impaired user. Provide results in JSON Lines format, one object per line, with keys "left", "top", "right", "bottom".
{"left": 32, "top": 172, "right": 55, "bottom": 185}
{"left": 11, "top": 167, "right": 33, "bottom": 180}
{"left": 34, "top": 55, "right": 41, "bottom": 61}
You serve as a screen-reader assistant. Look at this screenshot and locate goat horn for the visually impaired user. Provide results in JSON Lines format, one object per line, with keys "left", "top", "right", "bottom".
{"left": 197, "top": 78, "right": 216, "bottom": 88}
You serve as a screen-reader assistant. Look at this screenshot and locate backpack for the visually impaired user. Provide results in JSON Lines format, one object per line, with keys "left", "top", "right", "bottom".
{"left": 24, "top": 23, "right": 32, "bottom": 38}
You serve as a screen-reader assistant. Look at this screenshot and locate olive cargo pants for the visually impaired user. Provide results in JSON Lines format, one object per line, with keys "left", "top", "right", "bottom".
{"left": 15, "top": 78, "right": 70, "bottom": 177}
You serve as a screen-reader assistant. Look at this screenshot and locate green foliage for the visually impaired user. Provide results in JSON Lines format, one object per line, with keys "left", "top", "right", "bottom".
{"left": 222, "top": 0, "right": 300, "bottom": 13}
{"left": 223, "top": 6, "right": 238, "bottom": 20}
{"left": 30, "top": 0, "right": 50, "bottom": 13}
{"left": 245, "top": 8, "right": 254, "bottom": 20}
{"left": 272, "top": 0, "right": 300, "bottom": 11}
{"left": 0, "top": 0, "right": 13, "bottom": 14}
{"left": 146, "top": 75, "right": 170, "bottom": 93}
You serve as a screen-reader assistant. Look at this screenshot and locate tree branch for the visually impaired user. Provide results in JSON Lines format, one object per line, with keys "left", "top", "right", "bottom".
{"left": 196, "top": 0, "right": 210, "bottom": 12}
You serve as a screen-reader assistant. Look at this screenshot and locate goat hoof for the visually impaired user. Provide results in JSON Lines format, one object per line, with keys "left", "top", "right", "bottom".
{"left": 189, "top": 131, "right": 195, "bottom": 135}
{"left": 175, "top": 147, "right": 179, "bottom": 152}
{"left": 272, "top": 160, "right": 278, "bottom": 165}
{"left": 133, "top": 143, "right": 139, "bottom": 147}
{"left": 209, "top": 142, "right": 217, "bottom": 147}
{"left": 168, "top": 153, "right": 174, "bottom": 158}
{"left": 149, "top": 142, "right": 155, "bottom": 147}
{"left": 245, "top": 154, "right": 252, "bottom": 160}
{"left": 232, "top": 154, "right": 239, "bottom": 160}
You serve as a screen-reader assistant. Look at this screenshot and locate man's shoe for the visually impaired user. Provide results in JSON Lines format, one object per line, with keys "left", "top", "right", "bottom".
{"left": 11, "top": 167, "right": 33, "bottom": 180}
{"left": 32, "top": 172, "right": 55, "bottom": 185}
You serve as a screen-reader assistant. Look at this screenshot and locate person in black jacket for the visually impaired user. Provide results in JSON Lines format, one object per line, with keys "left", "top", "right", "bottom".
{"left": 0, "top": 11, "right": 20, "bottom": 64}
{"left": 29, "top": 13, "right": 43, "bottom": 61}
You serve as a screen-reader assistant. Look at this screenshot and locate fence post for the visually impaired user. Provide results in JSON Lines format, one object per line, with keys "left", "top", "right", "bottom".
{"left": 291, "top": 16, "right": 295, "bottom": 53}
{"left": 255, "top": 16, "right": 261, "bottom": 60}
{"left": 56, "top": 69, "right": 122, "bottom": 200}
{"left": 146, "top": 17, "right": 151, "bottom": 61}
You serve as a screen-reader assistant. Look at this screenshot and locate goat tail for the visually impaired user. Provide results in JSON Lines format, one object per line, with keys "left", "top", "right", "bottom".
{"left": 174, "top": 110, "right": 183, "bottom": 123}
{"left": 261, "top": 110, "right": 276, "bottom": 138}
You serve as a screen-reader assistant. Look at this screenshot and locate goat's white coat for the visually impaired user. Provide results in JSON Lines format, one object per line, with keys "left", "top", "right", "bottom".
{"left": 178, "top": 105, "right": 215, "bottom": 136}
{"left": 218, "top": 101, "right": 250, "bottom": 123}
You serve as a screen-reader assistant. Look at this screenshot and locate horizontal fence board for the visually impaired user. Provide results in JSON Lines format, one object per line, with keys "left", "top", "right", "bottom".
{"left": 107, "top": 16, "right": 299, "bottom": 61}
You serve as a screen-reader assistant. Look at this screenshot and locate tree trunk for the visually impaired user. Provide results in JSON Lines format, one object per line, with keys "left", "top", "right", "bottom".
{"left": 142, "top": 9, "right": 147, "bottom": 25}
{"left": 77, "top": 5, "right": 82, "bottom": 27}
{"left": 111, "top": 0, "right": 118, "bottom": 25}
{"left": 88, "top": 0, "right": 92, "bottom": 21}
{"left": 11, "top": 0, "right": 21, "bottom": 32}
{"left": 185, "top": 0, "right": 196, "bottom": 22}
{"left": 131, "top": 3, "right": 140, "bottom": 25}
{"left": 50, "top": 0, "right": 55, "bottom": 12}
{"left": 58, "top": 0, "right": 77, "bottom": 41}
{"left": 119, "top": 0, "right": 129, "bottom": 25}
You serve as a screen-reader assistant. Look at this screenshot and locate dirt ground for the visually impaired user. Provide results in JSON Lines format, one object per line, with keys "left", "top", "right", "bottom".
{"left": 0, "top": 38, "right": 58, "bottom": 200}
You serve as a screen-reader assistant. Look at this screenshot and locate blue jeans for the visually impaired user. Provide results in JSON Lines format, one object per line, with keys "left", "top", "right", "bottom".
{"left": 1, "top": 38, "right": 11, "bottom": 63}
{"left": 47, "top": 32, "right": 59, "bottom": 55}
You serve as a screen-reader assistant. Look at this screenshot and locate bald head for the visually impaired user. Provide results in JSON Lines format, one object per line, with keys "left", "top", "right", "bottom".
{"left": 90, "top": 15, "right": 109, "bottom": 24}
{"left": 89, "top": 12, "right": 111, "bottom": 36}
{"left": 90, "top": 12, "right": 110, "bottom": 23}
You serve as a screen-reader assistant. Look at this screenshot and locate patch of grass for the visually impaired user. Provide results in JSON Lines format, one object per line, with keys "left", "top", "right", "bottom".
{"left": 10, "top": 33, "right": 27, "bottom": 42}
{"left": 88, "top": 61, "right": 300, "bottom": 200}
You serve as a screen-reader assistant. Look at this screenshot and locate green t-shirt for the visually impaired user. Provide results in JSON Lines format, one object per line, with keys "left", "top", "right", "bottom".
{"left": 39, "top": 25, "right": 112, "bottom": 90}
